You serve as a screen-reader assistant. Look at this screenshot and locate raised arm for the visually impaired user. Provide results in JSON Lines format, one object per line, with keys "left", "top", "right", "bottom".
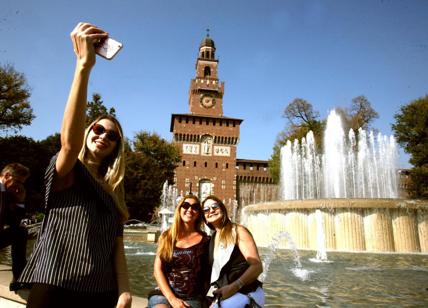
{"left": 56, "top": 23, "right": 108, "bottom": 179}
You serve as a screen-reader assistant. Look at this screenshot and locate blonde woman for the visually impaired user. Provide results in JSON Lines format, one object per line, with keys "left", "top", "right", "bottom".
{"left": 203, "top": 195, "right": 264, "bottom": 308}
{"left": 149, "top": 195, "right": 210, "bottom": 308}
{"left": 18, "top": 23, "right": 131, "bottom": 308}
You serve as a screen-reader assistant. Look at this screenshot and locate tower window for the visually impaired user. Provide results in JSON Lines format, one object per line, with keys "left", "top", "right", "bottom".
{"left": 204, "top": 66, "right": 211, "bottom": 77}
{"left": 183, "top": 160, "right": 186, "bottom": 167}
{"left": 215, "top": 162, "right": 218, "bottom": 168}
{"left": 204, "top": 162, "right": 208, "bottom": 167}
{"left": 226, "top": 163, "right": 229, "bottom": 169}
{"left": 194, "top": 161, "right": 197, "bottom": 167}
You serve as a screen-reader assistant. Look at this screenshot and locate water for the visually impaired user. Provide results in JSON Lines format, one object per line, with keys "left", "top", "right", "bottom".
{"left": 280, "top": 110, "right": 399, "bottom": 200}
{"left": 123, "top": 242, "right": 428, "bottom": 306}
{"left": 2, "top": 241, "right": 427, "bottom": 306}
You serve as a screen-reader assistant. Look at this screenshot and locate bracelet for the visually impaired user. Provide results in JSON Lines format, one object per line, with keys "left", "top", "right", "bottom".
{"left": 235, "top": 278, "right": 244, "bottom": 289}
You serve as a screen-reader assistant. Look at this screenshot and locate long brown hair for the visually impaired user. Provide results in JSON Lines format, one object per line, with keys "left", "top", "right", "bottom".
{"left": 158, "top": 194, "right": 204, "bottom": 262}
{"left": 202, "top": 195, "right": 235, "bottom": 247}
{"left": 78, "top": 115, "right": 128, "bottom": 221}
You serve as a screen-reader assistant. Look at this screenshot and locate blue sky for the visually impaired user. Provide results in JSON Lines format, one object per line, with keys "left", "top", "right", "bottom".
{"left": 1, "top": 0, "right": 427, "bottom": 168}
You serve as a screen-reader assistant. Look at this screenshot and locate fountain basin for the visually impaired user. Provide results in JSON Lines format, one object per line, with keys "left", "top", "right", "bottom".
{"left": 243, "top": 199, "right": 428, "bottom": 253}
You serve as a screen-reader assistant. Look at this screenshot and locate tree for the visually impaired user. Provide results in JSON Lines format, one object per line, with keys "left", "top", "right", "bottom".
{"left": 270, "top": 96, "right": 378, "bottom": 183}
{"left": 0, "top": 64, "right": 35, "bottom": 132}
{"left": 124, "top": 132, "right": 181, "bottom": 221}
{"left": 86, "top": 93, "right": 116, "bottom": 125}
{"left": 38, "top": 133, "right": 61, "bottom": 156}
{"left": 269, "top": 98, "right": 323, "bottom": 182}
{"left": 350, "top": 95, "right": 379, "bottom": 130}
{"left": 334, "top": 96, "right": 379, "bottom": 135}
{"left": 392, "top": 95, "right": 428, "bottom": 198}
{"left": 0, "top": 136, "right": 53, "bottom": 213}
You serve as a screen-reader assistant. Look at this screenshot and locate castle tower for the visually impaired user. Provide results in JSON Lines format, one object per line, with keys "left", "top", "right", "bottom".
{"left": 170, "top": 33, "right": 242, "bottom": 203}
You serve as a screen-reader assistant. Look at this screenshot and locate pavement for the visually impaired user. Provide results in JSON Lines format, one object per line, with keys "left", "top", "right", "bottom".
{"left": 0, "top": 264, "right": 148, "bottom": 307}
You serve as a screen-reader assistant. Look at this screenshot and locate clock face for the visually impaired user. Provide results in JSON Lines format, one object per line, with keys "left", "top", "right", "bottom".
{"left": 200, "top": 94, "right": 216, "bottom": 108}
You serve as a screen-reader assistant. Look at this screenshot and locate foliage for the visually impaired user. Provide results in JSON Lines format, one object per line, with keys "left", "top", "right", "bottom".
{"left": 0, "top": 64, "right": 35, "bottom": 133}
{"left": 0, "top": 136, "right": 52, "bottom": 213}
{"left": 392, "top": 95, "right": 428, "bottom": 198}
{"left": 336, "top": 95, "right": 379, "bottom": 133}
{"left": 269, "top": 96, "right": 378, "bottom": 183}
{"left": 38, "top": 133, "right": 61, "bottom": 156}
{"left": 86, "top": 93, "right": 116, "bottom": 125}
{"left": 269, "top": 98, "right": 324, "bottom": 182}
{"left": 125, "top": 132, "right": 181, "bottom": 221}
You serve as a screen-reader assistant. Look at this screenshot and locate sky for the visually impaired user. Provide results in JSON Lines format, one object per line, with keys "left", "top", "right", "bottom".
{"left": 1, "top": 0, "right": 427, "bottom": 168}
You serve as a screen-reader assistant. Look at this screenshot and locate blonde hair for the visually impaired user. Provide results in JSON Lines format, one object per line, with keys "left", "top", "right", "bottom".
{"left": 202, "top": 195, "right": 235, "bottom": 247}
{"left": 158, "top": 195, "right": 203, "bottom": 262}
{"left": 78, "top": 115, "right": 128, "bottom": 221}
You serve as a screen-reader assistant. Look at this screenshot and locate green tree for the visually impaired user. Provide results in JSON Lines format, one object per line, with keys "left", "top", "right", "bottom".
{"left": 0, "top": 136, "right": 52, "bottom": 213}
{"left": 124, "top": 132, "right": 181, "bottom": 221}
{"left": 0, "top": 64, "right": 35, "bottom": 132}
{"left": 392, "top": 95, "right": 428, "bottom": 198}
{"left": 38, "top": 133, "right": 61, "bottom": 156}
{"left": 86, "top": 93, "right": 116, "bottom": 125}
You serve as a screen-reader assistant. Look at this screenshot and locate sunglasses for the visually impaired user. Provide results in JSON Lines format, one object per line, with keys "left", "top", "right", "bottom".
{"left": 91, "top": 123, "right": 121, "bottom": 142}
{"left": 203, "top": 203, "right": 220, "bottom": 213}
{"left": 181, "top": 202, "right": 200, "bottom": 211}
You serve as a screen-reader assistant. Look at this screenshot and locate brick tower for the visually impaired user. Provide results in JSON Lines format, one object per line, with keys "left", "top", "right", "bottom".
{"left": 170, "top": 33, "right": 243, "bottom": 203}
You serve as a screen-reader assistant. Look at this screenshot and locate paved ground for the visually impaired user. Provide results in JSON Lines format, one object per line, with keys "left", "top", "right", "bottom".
{"left": 0, "top": 264, "right": 148, "bottom": 307}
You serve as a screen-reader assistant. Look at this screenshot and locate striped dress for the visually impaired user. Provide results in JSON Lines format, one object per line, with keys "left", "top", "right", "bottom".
{"left": 19, "top": 155, "right": 122, "bottom": 292}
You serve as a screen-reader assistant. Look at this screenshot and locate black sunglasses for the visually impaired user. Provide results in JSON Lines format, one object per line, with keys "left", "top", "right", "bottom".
{"left": 92, "top": 123, "right": 121, "bottom": 142}
{"left": 181, "top": 202, "right": 200, "bottom": 211}
{"left": 203, "top": 203, "right": 220, "bottom": 213}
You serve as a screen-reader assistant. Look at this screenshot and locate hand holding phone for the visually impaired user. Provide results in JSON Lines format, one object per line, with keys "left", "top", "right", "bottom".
{"left": 95, "top": 38, "right": 123, "bottom": 60}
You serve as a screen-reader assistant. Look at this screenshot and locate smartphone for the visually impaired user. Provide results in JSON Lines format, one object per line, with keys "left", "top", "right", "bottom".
{"left": 96, "top": 38, "right": 123, "bottom": 60}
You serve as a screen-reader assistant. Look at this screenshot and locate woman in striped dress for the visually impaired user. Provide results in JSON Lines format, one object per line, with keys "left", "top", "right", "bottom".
{"left": 19, "top": 22, "right": 132, "bottom": 308}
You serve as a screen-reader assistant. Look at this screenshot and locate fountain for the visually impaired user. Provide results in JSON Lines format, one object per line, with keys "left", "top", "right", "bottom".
{"left": 159, "top": 181, "right": 179, "bottom": 232}
{"left": 243, "top": 110, "right": 428, "bottom": 253}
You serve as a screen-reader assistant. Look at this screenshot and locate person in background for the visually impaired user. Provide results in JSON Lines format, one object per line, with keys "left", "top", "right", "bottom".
{"left": 202, "top": 195, "right": 264, "bottom": 308}
{"left": 0, "top": 163, "right": 30, "bottom": 291}
{"left": 18, "top": 22, "right": 131, "bottom": 308}
{"left": 148, "top": 195, "right": 210, "bottom": 308}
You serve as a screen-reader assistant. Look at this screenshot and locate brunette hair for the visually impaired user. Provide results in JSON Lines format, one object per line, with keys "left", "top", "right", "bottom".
{"left": 202, "top": 195, "right": 235, "bottom": 247}
{"left": 1, "top": 163, "right": 30, "bottom": 179}
{"left": 78, "top": 115, "right": 128, "bottom": 220}
{"left": 158, "top": 194, "right": 204, "bottom": 262}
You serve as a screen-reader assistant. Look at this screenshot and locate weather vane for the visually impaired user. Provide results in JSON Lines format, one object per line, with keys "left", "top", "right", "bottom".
{"left": 206, "top": 28, "right": 210, "bottom": 37}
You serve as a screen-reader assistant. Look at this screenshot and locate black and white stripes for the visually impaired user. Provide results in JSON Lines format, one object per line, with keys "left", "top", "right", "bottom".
{"left": 19, "top": 155, "right": 122, "bottom": 292}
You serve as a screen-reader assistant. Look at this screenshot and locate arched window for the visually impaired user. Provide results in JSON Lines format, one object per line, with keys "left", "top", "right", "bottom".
{"left": 204, "top": 66, "right": 211, "bottom": 77}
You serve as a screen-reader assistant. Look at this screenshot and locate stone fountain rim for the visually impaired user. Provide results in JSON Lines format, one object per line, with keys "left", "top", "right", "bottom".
{"left": 243, "top": 198, "right": 428, "bottom": 212}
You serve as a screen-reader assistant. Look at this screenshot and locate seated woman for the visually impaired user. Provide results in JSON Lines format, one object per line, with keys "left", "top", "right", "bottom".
{"left": 203, "top": 195, "right": 265, "bottom": 308}
{"left": 148, "top": 195, "right": 210, "bottom": 308}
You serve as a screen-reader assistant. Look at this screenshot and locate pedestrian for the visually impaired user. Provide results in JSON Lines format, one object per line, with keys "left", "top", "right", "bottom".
{"left": 18, "top": 22, "right": 131, "bottom": 308}
{"left": 0, "top": 163, "right": 30, "bottom": 291}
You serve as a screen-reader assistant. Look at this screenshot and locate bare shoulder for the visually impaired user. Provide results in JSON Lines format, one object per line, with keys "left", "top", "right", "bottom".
{"left": 236, "top": 224, "right": 253, "bottom": 240}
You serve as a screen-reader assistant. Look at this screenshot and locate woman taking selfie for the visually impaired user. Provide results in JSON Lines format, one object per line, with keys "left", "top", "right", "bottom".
{"left": 148, "top": 195, "right": 210, "bottom": 308}
{"left": 18, "top": 22, "right": 131, "bottom": 308}
{"left": 203, "top": 195, "right": 264, "bottom": 308}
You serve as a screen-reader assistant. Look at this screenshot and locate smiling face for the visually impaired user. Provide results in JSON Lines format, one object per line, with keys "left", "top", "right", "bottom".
{"left": 85, "top": 118, "right": 120, "bottom": 161}
{"left": 179, "top": 198, "right": 201, "bottom": 225}
{"left": 203, "top": 198, "right": 223, "bottom": 227}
